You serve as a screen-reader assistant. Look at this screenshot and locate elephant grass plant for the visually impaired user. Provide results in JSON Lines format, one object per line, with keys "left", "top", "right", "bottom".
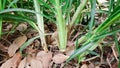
{"left": 0, "top": 0, "right": 120, "bottom": 66}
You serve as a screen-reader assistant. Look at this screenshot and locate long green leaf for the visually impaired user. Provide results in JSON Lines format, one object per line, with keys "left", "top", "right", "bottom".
{"left": 114, "top": 33, "right": 120, "bottom": 68}
{"left": 7, "top": 0, "right": 18, "bottom": 8}
{"left": 93, "top": 29, "right": 120, "bottom": 41}
{"left": 95, "top": 7, "right": 120, "bottom": 33}
{"left": 69, "top": 0, "right": 88, "bottom": 29}
{"left": 38, "top": 0, "right": 55, "bottom": 12}
{"left": 0, "top": 0, "right": 3, "bottom": 39}
{"left": 67, "top": 42, "right": 95, "bottom": 62}
{"left": 88, "top": 0, "right": 96, "bottom": 36}
{"left": 0, "top": 8, "right": 55, "bottom": 22}
{"left": 0, "top": 14, "right": 39, "bottom": 31}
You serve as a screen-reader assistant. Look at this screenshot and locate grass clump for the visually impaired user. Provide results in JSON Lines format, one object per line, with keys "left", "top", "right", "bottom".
{"left": 0, "top": 0, "right": 120, "bottom": 66}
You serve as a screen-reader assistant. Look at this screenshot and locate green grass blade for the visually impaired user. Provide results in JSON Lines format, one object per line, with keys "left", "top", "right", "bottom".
{"left": 38, "top": 0, "right": 55, "bottom": 12}
{"left": 49, "top": 0, "right": 55, "bottom": 5}
{"left": 0, "top": 14, "right": 39, "bottom": 31}
{"left": 86, "top": 50, "right": 100, "bottom": 56}
{"left": 7, "top": 0, "right": 18, "bottom": 8}
{"left": 3, "top": 0, "right": 7, "bottom": 9}
{"left": 116, "top": 0, "right": 120, "bottom": 7}
{"left": 114, "top": 33, "right": 120, "bottom": 68}
{"left": 0, "top": 0, "right": 3, "bottom": 39}
{"left": 108, "top": 0, "right": 114, "bottom": 16}
{"left": 0, "top": 8, "right": 55, "bottom": 22}
{"left": 96, "top": 10, "right": 108, "bottom": 14}
{"left": 95, "top": 7, "right": 120, "bottom": 33}
{"left": 67, "top": 42, "right": 95, "bottom": 62}
{"left": 0, "top": 13, "right": 35, "bottom": 22}
{"left": 0, "top": 18, "right": 2, "bottom": 39}
{"left": 88, "top": 0, "right": 96, "bottom": 35}
{"left": 62, "top": 0, "right": 72, "bottom": 14}
{"left": 93, "top": 29, "right": 120, "bottom": 41}
{"left": 65, "top": 0, "right": 73, "bottom": 24}
{"left": 69, "top": 0, "right": 88, "bottom": 29}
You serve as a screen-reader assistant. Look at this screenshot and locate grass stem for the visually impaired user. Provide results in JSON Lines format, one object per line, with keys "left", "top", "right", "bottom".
{"left": 54, "top": 0, "right": 67, "bottom": 51}
{"left": 33, "top": 0, "right": 48, "bottom": 52}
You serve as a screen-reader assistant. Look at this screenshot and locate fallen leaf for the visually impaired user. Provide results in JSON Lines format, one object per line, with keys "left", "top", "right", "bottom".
{"left": 30, "top": 58, "right": 43, "bottom": 68}
{"left": 36, "top": 51, "right": 52, "bottom": 68}
{"left": 88, "top": 63, "right": 95, "bottom": 68}
{"left": 16, "top": 23, "right": 27, "bottom": 31}
{"left": 26, "top": 65, "right": 31, "bottom": 68}
{"left": 18, "top": 57, "right": 27, "bottom": 68}
{"left": 81, "top": 64, "right": 88, "bottom": 68}
{"left": 51, "top": 31, "right": 58, "bottom": 41}
{"left": 8, "top": 35, "right": 27, "bottom": 57}
{"left": 1, "top": 52, "right": 22, "bottom": 68}
{"left": 18, "top": 55, "right": 32, "bottom": 68}
{"left": 67, "top": 41, "right": 74, "bottom": 47}
{"left": 51, "top": 40, "right": 58, "bottom": 46}
{"left": 26, "top": 29, "right": 38, "bottom": 38}
{"left": 0, "top": 43, "right": 8, "bottom": 52}
{"left": 95, "top": 66, "right": 100, "bottom": 68}
{"left": 51, "top": 31, "right": 59, "bottom": 47}
{"left": 4, "top": 24, "right": 13, "bottom": 31}
{"left": 65, "top": 46, "right": 75, "bottom": 56}
{"left": 52, "top": 53, "right": 69, "bottom": 64}
{"left": 112, "top": 62, "right": 118, "bottom": 68}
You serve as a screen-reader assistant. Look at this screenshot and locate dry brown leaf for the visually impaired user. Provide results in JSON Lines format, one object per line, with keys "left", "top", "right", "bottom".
{"left": 4, "top": 24, "right": 13, "bottom": 31}
{"left": 18, "top": 55, "right": 32, "bottom": 68}
{"left": 52, "top": 53, "right": 69, "bottom": 64}
{"left": 26, "top": 65, "right": 31, "bottom": 68}
{"left": 95, "top": 66, "right": 100, "bottom": 68}
{"left": 51, "top": 31, "right": 59, "bottom": 47}
{"left": 65, "top": 46, "right": 75, "bottom": 56}
{"left": 30, "top": 58, "right": 43, "bottom": 68}
{"left": 18, "top": 57, "right": 27, "bottom": 68}
{"left": 36, "top": 51, "right": 52, "bottom": 68}
{"left": 51, "top": 31, "right": 58, "bottom": 41}
{"left": 16, "top": 23, "right": 27, "bottom": 31}
{"left": 0, "top": 43, "right": 8, "bottom": 52}
{"left": 8, "top": 35, "right": 27, "bottom": 57}
{"left": 67, "top": 41, "right": 74, "bottom": 47}
{"left": 26, "top": 29, "right": 38, "bottom": 38}
{"left": 81, "top": 64, "right": 88, "bottom": 68}
{"left": 88, "top": 63, "right": 95, "bottom": 68}
{"left": 1, "top": 52, "right": 22, "bottom": 68}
